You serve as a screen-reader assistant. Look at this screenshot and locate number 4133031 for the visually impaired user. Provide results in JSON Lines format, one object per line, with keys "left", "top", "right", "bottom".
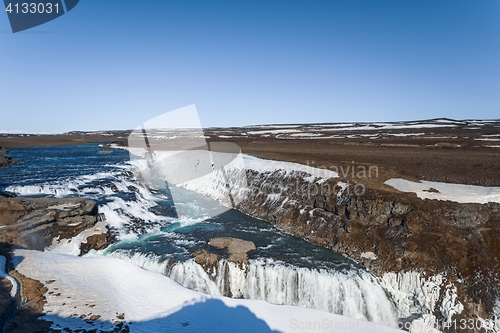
{"left": 5, "top": 2, "right": 60, "bottom": 14}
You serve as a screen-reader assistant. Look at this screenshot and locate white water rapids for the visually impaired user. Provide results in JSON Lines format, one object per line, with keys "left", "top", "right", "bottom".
{"left": 106, "top": 251, "right": 398, "bottom": 326}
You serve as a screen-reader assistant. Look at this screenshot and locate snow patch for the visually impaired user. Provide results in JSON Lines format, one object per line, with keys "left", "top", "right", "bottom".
{"left": 475, "top": 138, "right": 500, "bottom": 141}
{"left": 48, "top": 203, "right": 82, "bottom": 211}
{"left": 247, "top": 129, "right": 301, "bottom": 135}
{"left": 360, "top": 252, "right": 378, "bottom": 260}
{"left": 385, "top": 178, "right": 500, "bottom": 204}
{"left": 288, "top": 133, "right": 323, "bottom": 137}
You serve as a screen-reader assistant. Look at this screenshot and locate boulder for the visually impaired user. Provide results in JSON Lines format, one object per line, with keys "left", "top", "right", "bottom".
{"left": 209, "top": 237, "right": 256, "bottom": 267}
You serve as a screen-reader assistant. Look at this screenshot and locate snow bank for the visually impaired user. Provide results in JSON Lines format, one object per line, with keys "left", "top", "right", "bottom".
{"left": 128, "top": 150, "right": 339, "bottom": 183}
{"left": 384, "top": 178, "right": 500, "bottom": 204}
{"left": 240, "top": 154, "right": 338, "bottom": 178}
{"left": 12, "top": 249, "right": 403, "bottom": 333}
{"left": 288, "top": 133, "right": 323, "bottom": 137}
{"left": 247, "top": 129, "right": 301, "bottom": 135}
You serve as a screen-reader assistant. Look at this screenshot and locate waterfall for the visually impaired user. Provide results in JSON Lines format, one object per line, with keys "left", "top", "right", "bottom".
{"left": 106, "top": 251, "right": 398, "bottom": 327}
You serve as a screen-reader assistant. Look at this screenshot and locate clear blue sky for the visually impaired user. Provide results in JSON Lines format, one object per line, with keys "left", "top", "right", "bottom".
{"left": 0, "top": 0, "right": 499, "bottom": 133}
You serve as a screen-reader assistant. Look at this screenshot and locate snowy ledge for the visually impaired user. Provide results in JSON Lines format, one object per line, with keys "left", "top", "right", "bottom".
{"left": 384, "top": 178, "right": 500, "bottom": 204}
{"left": 121, "top": 146, "right": 339, "bottom": 180}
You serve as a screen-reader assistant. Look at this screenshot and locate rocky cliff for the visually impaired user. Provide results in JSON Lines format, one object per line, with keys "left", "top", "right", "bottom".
{"left": 236, "top": 170, "right": 500, "bottom": 329}
{"left": 0, "top": 196, "right": 100, "bottom": 251}
{"left": 179, "top": 164, "right": 500, "bottom": 331}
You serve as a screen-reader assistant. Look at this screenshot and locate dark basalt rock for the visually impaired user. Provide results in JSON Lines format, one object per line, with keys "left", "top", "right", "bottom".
{"left": 0, "top": 146, "right": 17, "bottom": 169}
{"left": 234, "top": 170, "right": 500, "bottom": 329}
{"left": 0, "top": 191, "right": 17, "bottom": 198}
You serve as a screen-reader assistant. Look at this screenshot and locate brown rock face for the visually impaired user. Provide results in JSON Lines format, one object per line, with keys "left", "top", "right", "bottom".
{"left": 5, "top": 270, "right": 52, "bottom": 333}
{"left": 80, "top": 233, "right": 115, "bottom": 256}
{"left": 235, "top": 170, "right": 500, "bottom": 325}
{"left": 0, "top": 147, "right": 16, "bottom": 169}
{"left": 0, "top": 196, "right": 99, "bottom": 251}
{"left": 9, "top": 270, "right": 47, "bottom": 314}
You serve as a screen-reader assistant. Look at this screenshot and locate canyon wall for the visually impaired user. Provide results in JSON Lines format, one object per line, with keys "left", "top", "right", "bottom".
{"left": 180, "top": 164, "right": 500, "bottom": 331}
